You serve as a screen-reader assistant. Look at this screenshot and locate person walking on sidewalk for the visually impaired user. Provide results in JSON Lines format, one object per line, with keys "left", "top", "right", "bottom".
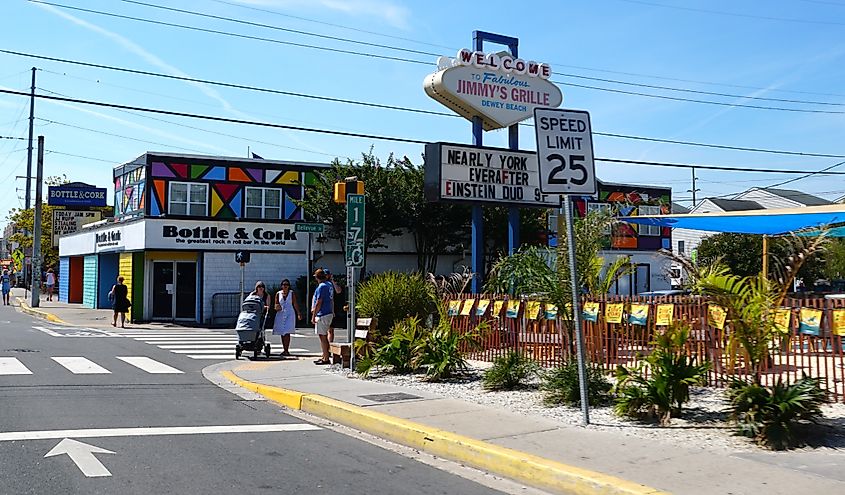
{"left": 109, "top": 276, "right": 131, "bottom": 328}
{"left": 45, "top": 268, "right": 55, "bottom": 301}
{"left": 323, "top": 269, "right": 342, "bottom": 343}
{"left": 272, "top": 278, "right": 301, "bottom": 356}
{"left": 1, "top": 269, "right": 11, "bottom": 306}
{"left": 311, "top": 269, "right": 334, "bottom": 365}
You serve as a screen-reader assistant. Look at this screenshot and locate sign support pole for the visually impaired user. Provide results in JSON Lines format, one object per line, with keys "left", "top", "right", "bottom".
{"left": 239, "top": 262, "right": 245, "bottom": 303}
{"left": 306, "top": 233, "right": 312, "bottom": 312}
{"left": 347, "top": 266, "right": 356, "bottom": 371}
{"left": 470, "top": 115, "right": 484, "bottom": 292}
{"left": 563, "top": 197, "right": 590, "bottom": 425}
{"left": 507, "top": 43, "right": 520, "bottom": 256}
{"left": 30, "top": 136, "right": 44, "bottom": 309}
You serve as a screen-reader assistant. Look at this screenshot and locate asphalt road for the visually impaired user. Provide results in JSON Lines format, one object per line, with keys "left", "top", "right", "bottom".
{"left": 0, "top": 306, "right": 505, "bottom": 495}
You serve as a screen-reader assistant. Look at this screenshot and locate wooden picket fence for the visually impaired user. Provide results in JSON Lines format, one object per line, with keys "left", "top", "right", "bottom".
{"left": 446, "top": 294, "right": 845, "bottom": 403}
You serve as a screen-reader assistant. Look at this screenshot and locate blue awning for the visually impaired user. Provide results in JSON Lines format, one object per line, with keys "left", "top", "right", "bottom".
{"left": 621, "top": 204, "right": 845, "bottom": 236}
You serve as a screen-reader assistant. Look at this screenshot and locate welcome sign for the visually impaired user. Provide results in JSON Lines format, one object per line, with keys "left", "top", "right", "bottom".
{"left": 424, "top": 49, "right": 563, "bottom": 130}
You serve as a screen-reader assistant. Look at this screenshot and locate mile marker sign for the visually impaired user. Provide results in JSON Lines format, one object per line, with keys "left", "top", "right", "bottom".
{"left": 534, "top": 108, "right": 596, "bottom": 195}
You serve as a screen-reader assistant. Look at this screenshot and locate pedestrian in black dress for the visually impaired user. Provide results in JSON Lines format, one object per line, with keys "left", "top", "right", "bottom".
{"left": 109, "top": 276, "right": 131, "bottom": 328}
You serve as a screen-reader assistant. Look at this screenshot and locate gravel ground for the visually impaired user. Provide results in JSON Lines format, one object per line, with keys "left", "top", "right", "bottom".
{"left": 327, "top": 362, "right": 845, "bottom": 453}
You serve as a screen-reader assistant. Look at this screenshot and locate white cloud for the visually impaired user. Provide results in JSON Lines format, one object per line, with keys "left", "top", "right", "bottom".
{"left": 232, "top": 0, "right": 410, "bottom": 29}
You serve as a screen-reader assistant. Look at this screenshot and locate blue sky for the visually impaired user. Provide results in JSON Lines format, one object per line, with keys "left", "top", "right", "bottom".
{"left": 2, "top": 0, "right": 845, "bottom": 225}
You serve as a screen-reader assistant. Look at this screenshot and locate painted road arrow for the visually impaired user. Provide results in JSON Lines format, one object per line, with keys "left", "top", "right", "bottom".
{"left": 45, "top": 438, "right": 115, "bottom": 477}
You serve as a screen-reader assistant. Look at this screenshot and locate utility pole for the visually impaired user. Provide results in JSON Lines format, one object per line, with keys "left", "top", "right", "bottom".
{"left": 25, "top": 67, "right": 36, "bottom": 210}
{"left": 30, "top": 136, "right": 44, "bottom": 308}
{"left": 688, "top": 166, "right": 700, "bottom": 209}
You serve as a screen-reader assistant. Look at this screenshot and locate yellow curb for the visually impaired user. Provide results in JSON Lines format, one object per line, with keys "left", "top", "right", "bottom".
{"left": 223, "top": 372, "right": 669, "bottom": 495}
{"left": 222, "top": 370, "right": 305, "bottom": 410}
{"left": 16, "top": 297, "right": 68, "bottom": 324}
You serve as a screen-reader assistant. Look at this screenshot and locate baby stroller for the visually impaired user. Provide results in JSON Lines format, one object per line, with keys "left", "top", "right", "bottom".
{"left": 234, "top": 294, "right": 271, "bottom": 359}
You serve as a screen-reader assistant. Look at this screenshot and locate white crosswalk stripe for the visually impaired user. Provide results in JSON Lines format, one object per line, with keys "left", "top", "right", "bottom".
{"left": 0, "top": 357, "right": 32, "bottom": 375}
{"left": 0, "top": 356, "right": 184, "bottom": 376}
{"left": 51, "top": 357, "right": 111, "bottom": 374}
{"left": 116, "top": 356, "right": 184, "bottom": 374}
{"left": 185, "top": 355, "right": 235, "bottom": 360}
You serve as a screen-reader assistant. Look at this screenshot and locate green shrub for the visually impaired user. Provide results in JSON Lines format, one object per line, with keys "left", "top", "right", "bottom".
{"left": 482, "top": 351, "right": 539, "bottom": 391}
{"left": 613, "top": 322, "right": 710, "bottom": 425}
{"left": 412, "top": 305, "right": 485, "bottom": 382}
{"left": 541, "top": 361, "right": 612, "bottom": 407}
{"left": 356, "top": 271, "right": 436, "bottom": 338}
{"left": 727, "top": 374, "right": 826, "bottom": 450}
{"left": 356, "top": 316, "right": 426, "bottom": 377}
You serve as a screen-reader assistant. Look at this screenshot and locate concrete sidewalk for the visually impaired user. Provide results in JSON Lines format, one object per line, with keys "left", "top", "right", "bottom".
{"left": 220, "top": 358, "right": 845, "bottom": 495}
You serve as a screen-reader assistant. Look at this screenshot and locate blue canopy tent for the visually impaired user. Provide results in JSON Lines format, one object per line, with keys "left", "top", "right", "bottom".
{"left": 621, "top": 204, "right": 845, "bottom": 236}
{"left": 620, "top": 204, "right": 845, "bottom": 275}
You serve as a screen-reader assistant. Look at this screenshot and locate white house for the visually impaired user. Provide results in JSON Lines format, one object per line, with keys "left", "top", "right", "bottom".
{"left": 672, "top": 187, "right": 832, "bottom": 261}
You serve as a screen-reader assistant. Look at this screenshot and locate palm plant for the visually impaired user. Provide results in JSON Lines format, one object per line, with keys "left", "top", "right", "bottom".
{"left": 486, "top": 208, "right": 634, "bottom": 322}
{"left": 689, "top": 234, "right": 827, "bottom": 381}
{"left": 613, "top": 322, "right": 710, "bottom": 425}
{"left": 412, "top": 304, "right": 485, "bottom": 382}
{"left": 482, "top": 351, "right": 540, "bottom": 391}
{"left": 727, "top": 375, "right": 827, "bottom": 450}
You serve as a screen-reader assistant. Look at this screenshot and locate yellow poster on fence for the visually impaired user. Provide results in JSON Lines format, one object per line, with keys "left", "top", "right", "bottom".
{"left": 605, "top": 303, "right": 624, "bottom": 324}
{"left": 545, "top": 304, "right": 558, "bottom": 320}
{"left": 492, "top": 300, "right": 505, "bottom": 318}
{"left": 459, "top": 298, "right": 475, "bottom": 316}
{"left": 582, "top": 302, "right": 600, "bottom": 322}
{"left": 447, "top": 300, "right": 461, "bottom": 317}
{"left": 475, "top": 299, "right": 491, "bottom": 317}
{"left": 773, "top": 308, "right": 791, "bottom": 334}
{"left": 628, "top": 304, "right": 649, "bottom": 326}
{"left": 799, "top": 308, "right": 823, "bottom": 336}
{"left": 526, "top": 300, "right": 542, "bottom": 320}
{"left": 831, "top": 309, "right": 845, "bottom": 336}
{"left": 506, "top": 300, "right": 521, "bottom": 319}
{"left": 656, "top": 304, "right": 674, "bottom": 326}
{"left": 708, "top": 305, "right": 727, "bottom": 330}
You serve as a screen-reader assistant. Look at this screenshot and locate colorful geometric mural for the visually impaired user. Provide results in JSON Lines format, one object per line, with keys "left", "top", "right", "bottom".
{"left": 571, "top": 182, "right": 672, "bottom": 252}
{"left": 114, "top": 166, "right": 146, "bottom": 217}
{"left": 144, "top": 160, "right": 305, "bottom": 221}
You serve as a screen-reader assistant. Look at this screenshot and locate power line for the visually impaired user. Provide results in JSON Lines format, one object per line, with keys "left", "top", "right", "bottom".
{"left": 596, "top": 157, "right": 845, "bottom": 175}
{"left": 117, "top": 0, "right": 442, "bottom": 58}
{"left": 107, "top": 0, "right": 845, "bottom": 107}
{"left": 44, "top": 149, "right": 116, "bottom": 163}
{"left": 554, "top": 80, "right": 845, "bottom": 115}
{"left": 32, "top": 2, "right": 845, "bottom": 115}
{"left": 31, "top": 1, "right": 431, "bottom": 66}
{"left": 0, "top": 88, "right": 430, "bottom": 144}
{"left": 554, "top": 72, "right": 845, "bottom": 106}
{"left": 764, "top": 160, "right": 845, "bottom": 189}
{"left": 207, "top": 0, "right": 456, "bottom": 51}
{"left": 616, "top": 0, "right": 845, "bottom": 26}
{"left": 3, "top": 87, "right": 845, "bottom": 177}
{"left": 6, "top": 50, "right": 845, "bottom": 159}
{"left": 35, "top": 118, "right": 213, "bottom": 153}
{"left": 0, "top": 136, "right": 27, "bottom": 141}
{"left": 207, "top": 0, "right": 845, "bottom": 99}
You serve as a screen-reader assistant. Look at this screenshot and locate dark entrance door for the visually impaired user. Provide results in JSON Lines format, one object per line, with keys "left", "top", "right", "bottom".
{"left": 152, "top": 261, "right": 174, "bottom": 319}
{"left": 175, "top": 262, "right": 196, "bottom": 320}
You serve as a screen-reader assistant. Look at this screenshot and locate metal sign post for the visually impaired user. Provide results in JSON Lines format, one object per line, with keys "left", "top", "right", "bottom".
{"left": 346, "top": 194, "right": 365, "bottom": 370}
{"left": 535, "top": 108, "right": 596, "bottom": 426}
{"left": 563, "top": 197, "right": 590, "bottom": 425}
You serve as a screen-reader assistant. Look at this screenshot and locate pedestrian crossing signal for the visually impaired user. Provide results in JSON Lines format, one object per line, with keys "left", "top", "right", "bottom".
{"left": 235, "top": 251, "right": 250, "bottom": 264}
{"left": 333, "top": 181, "right": 364, "bottom": 203}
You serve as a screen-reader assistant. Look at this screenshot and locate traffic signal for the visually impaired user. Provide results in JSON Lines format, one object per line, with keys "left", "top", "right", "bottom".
{"left": 234, "top": 251, "right": 250, "bottom": 264}
{"left": 333, "top": 180, "right": 365, "bottom": 203}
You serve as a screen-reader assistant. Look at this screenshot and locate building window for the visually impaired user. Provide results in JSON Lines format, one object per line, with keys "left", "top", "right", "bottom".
{"left": 245, "top": 187, "right": 282, "bottom": 219}
{"left": 587, "top": 202, "right": 612, "bottom": 234}
{"left": 169, "top": 182, "right": 208, "bottom": 216}
{"left": 677, "top": 240, "right": 685, "bottom": 255}
{"left": 638, "top": 205, "right": 662, "bottom": 236}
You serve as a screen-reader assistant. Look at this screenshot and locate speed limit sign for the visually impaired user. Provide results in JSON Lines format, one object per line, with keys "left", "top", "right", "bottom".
{"left": 534, "top": 108, "right": 596, "bottom": 195}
